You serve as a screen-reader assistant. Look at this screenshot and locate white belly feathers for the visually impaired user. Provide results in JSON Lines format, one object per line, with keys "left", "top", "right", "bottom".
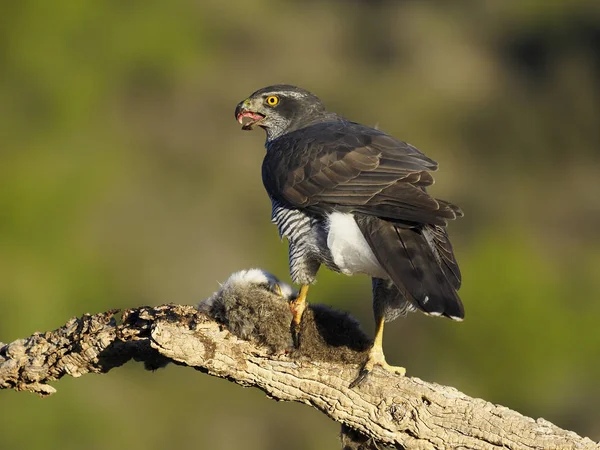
{"left": 326, "top": 212, "right": 387, "bottom": 278}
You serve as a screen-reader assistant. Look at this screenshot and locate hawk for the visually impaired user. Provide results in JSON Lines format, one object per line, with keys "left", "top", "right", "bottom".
{"left": 235, "top": 85, "right": 464, "bottom": 384}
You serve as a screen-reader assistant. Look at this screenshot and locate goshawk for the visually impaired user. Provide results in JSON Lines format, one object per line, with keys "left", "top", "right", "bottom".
{"left": 235, "top": 85, "right": 464, "bottom": 383}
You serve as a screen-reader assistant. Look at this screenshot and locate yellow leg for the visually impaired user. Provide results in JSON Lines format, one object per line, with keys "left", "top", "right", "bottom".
{"left": 289, "top": 285, "right": 309, "bottom": 348}
{"left": 350, "top": 318, "right": 406, "bottom": 388}
{"left": 373, "top": 318, "right": 385, "bottom": 351}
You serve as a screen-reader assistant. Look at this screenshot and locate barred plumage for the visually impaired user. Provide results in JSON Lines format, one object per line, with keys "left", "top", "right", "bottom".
{"left": 271, "top": 200, "right": 312, "bottom": 242}
{"left": 271, "top": 199, "right": 337, "bottom": 285}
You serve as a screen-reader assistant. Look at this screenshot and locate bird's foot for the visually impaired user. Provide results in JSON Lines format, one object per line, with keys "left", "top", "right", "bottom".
{"left": 288, "top": 285, "right": 309, "bottom": 348}
{"left": 350, "top": 347, "right": 406, "bottom": 388}
{"left": 289, "top": 297, "right": 307, "bottom": 348}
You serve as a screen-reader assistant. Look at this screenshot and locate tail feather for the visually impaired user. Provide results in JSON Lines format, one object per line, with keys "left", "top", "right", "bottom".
{"left": 357, "top": 216, "right": 464, "bottom": 320}
{"left": 423, "top": 224, "right": 462, "bottom": 290}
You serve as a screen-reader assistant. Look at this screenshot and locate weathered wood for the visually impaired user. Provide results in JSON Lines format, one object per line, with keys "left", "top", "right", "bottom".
{"left": 0, "top": 302, "right": 596, "bottom": 450}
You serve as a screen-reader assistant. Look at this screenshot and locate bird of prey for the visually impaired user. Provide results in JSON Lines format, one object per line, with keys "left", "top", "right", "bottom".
{"left": 234, "top": 85, "right": 464, "bottom": 384}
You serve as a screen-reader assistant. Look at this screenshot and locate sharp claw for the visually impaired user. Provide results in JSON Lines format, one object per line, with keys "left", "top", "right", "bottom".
{"left": 291, "top": 320, "right": 301, "bottom": 348}
{"left": 349, "top": 369, "right": 370, "bottom": 389}
{"left": 351, "top": 349, "right": 406, "bottom": 388}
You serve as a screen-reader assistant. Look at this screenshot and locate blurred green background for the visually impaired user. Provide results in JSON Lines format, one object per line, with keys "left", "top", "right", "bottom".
{"left": 1, "top": 1, "right": 599, "bottom": 449}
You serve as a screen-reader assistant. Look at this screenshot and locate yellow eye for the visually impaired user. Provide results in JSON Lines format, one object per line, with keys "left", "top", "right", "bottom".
{"left": 265, "top": 95, "right": 279, "bottom": 106}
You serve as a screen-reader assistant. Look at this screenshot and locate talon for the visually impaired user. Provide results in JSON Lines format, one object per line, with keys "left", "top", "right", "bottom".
{"left": 288, "top": 285, "right": 309, "bottom": 349}
{"left": 349, "top": 369, "right": 369, "bottom": 389}
{"left": 351, "top": 319, "right": 405, "bottom": 388}
{"left": 351, "top": 349, "right": 406, "bottom": 388}
{"left": 291, "top": 320, "right": 301, "bottom": 348}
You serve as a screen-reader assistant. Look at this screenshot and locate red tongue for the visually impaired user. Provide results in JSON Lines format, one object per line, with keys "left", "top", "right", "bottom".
{"left": 237, "top": 111, "right": 263, "bottom": 125}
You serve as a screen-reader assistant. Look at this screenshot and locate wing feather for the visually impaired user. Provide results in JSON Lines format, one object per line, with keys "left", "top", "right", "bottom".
{"left": 263, "top": 120, "right": 459, "bottom": 226}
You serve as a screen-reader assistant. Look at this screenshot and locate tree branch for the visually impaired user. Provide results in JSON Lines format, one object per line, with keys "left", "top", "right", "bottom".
{"left": 1, "top": 297, "right": 597, "bottom": 450}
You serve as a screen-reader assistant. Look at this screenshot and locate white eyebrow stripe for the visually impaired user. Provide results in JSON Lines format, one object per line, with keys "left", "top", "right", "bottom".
{"left": 263, "top": 90, "right": 308, "bottom": 99}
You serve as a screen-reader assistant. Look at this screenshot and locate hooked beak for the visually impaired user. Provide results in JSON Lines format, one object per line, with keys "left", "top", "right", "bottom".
{"left": 235, "top": 100, "right": 265, "bottom": 131}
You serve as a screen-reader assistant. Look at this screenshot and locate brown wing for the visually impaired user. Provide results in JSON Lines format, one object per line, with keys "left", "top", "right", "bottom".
{"left": 262, "top": 120, "right": 462, "bottom": 227}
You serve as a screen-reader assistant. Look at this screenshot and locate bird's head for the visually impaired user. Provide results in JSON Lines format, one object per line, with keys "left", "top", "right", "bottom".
{"left": 235, "top": 85, "right": 326, "bottom": 140}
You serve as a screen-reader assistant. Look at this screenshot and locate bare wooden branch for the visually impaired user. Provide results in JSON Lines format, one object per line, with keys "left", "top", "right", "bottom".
{"left": 1, "top": 299, "right": 597, "bottom": 450}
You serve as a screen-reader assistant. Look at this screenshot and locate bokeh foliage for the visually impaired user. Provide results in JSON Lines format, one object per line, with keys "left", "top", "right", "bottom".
{"left": 1, "top": 1, "right": 599, "bottom": 449}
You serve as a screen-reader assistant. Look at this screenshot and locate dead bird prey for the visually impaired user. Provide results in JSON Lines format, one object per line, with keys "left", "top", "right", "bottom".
{"left": 199, "top": 269, "right": 371, "bottom": 361}
{"left": 199, "top": 269, "right": 390, "bottom": 449}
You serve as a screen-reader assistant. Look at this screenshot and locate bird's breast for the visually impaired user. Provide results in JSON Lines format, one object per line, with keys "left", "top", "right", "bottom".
{"left": 326, "top": 212, "right": 387, "bottom": 278}
{"left": 271, "top": 199, "right": 314, "bottom": 242}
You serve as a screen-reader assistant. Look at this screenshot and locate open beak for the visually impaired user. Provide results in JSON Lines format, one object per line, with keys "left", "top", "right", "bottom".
{"left": 235, "top": 101, "right": 265, "bottom": 131}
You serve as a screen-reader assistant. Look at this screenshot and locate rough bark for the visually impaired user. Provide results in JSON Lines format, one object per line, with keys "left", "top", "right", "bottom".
{"left": 0, "top": 303, "right": 597, "bottom": 450}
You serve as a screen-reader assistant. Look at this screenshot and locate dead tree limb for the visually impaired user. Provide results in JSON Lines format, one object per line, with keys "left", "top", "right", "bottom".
{"left": 0, "top": 300, "right": 597, "bottom": 450}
